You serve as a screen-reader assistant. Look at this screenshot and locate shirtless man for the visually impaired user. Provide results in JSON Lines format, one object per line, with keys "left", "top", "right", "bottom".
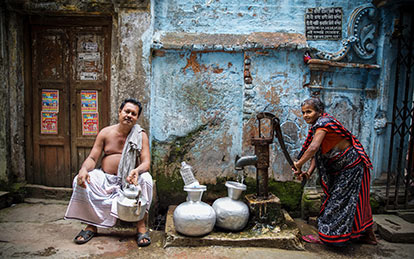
{"left": 65, "top": 98, "right": 153, "bottom": 247}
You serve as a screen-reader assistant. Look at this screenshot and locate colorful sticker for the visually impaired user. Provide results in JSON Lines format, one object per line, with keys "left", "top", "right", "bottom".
{"left": 41, "top": 112, "right": 58, "bottom": 134}
{"left": 41, "top": 89, "right": 59, "bottom": 112}
{"left": 81, "top": 90, "right": 98, "bottom": 113}
{"left": 82, "top": 112, "right": 99, "bottom": 135}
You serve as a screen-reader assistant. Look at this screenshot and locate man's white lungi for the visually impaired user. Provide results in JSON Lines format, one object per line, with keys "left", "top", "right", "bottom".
{"left": 64, "top": 169, "right": 153, "bottom": 228}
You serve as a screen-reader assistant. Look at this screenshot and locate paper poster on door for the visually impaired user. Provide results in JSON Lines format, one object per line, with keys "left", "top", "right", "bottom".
{"left": 81, "top": 90, "right": 98, "bottom": 113}
{"left": 41, "top": 112, "right": 58, "bottom": 134}
{"left": 82, "top": 112, "right": 99, "bottom": 135}
{"left": 42, "top": 89, "right": 59, "bottom": 113}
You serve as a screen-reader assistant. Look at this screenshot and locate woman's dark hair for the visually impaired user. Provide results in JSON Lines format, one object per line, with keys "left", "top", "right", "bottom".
{"left": 119, "top": 98, "right": 142, "bottom": 117}
{"left": 301, "top": 97, "right": 325, "bottom": 113}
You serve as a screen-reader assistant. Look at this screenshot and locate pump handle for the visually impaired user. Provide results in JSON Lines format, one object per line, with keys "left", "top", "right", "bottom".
{"left": 272, "top": 117, "right": 297, "bottom": 171}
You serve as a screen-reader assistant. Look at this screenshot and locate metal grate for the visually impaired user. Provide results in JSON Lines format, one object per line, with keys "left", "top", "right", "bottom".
{"left": 386, "top": 6, "right": 414, "bottom": 210}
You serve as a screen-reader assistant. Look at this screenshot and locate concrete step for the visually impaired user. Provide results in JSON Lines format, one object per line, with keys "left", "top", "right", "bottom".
{"left": 24, "top": 184, "right": 73, "bottom": 200}
{"left": 0, "top": 191, "right": 13, "bottom": 209}
{"left": 374, "top": 214, "right": 414, "bottom": 243}
{"left": 397, "top": 211, "right": 414, "bottom": 223}
{"left": 164, "top": 205, "right": 304, "bottom": 250}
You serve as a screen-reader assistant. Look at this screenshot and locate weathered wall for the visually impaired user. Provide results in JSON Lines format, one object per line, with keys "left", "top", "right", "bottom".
{"left": 151, "top": 50, "right": 244, "bottom": 182}
{"left": 110, "top": 5, "right": 152, "bottom": 129}
{"left": 0, "top": 0, "right": 405, "bottom": 209}
{"left": 0, "top": 3, "right": 10, "bottom": 185}
{"left": 4, "top": 9, "right": 26, "bottom": 184}
{"left": 1, "top": 0, "right": 152, "bottom": 186}
{"left": 150, "top": 0, "right": 388, "bottom": 189}
{"left": 154, "top": 0, "right": 369, "bottom": 50}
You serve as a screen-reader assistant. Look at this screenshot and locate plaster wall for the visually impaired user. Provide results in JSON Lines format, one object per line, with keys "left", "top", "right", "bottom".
{"left": 110, "top": 7, "right": 152, "bottom": 130}
{"left": 1, "top": 0, "right": 152, "bottom": 185}
{"left": 0, "top": 4, "right": 9, "bottom": 185}
{"left": 154, "top": 0, "right": 370, "bottom": 52}
{"left": 151, "top": 51, "right": 244, "bottom": 182}
{"left": 6, "top": 11, "right": 25, "bottom": 183}
{"left": 151, "top": 0, "right": 391, "bottom": 183}
{"left": 0, "top": 0, "right": 404, "bottom": 191}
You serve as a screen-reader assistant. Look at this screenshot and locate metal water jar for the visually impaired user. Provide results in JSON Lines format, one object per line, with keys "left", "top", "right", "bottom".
{"left": 173, "top": 185, "right": 216, "bottom": 236}
{"left": 212, "top": 181, "right": 249, "bottom": 231}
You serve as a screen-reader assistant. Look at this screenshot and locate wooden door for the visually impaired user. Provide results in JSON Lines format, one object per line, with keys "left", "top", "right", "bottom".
{"left": 28, "top": 17, "right": 111, "bottom": 187}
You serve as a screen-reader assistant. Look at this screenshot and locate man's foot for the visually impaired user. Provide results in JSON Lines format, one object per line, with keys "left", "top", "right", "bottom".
{"left": 137, "top": 232, "right": 151, "bottom": 247}
{"left": 74, "top": 225, "right": 97, "bottom": 244}
{"left": 136, "top": 214, "right": 150, "bottom": 247}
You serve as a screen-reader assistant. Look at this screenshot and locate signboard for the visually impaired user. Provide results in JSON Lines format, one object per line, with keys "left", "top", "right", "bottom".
{"left": 82, "top": 42, "right": 98, "bottom": 52}
{"left": 80, "top": 72, "right": 98, "bottom": 81}
{"left": 78, "top": 52, "right": 100, "bottom": 61}
{"left": 305, "top": 7, "right": 342, "bottom": 40}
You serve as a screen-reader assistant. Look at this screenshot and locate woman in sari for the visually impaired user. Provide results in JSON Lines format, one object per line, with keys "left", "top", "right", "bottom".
{"left": 293, "top": 97, "right": 377, "bottom": 246}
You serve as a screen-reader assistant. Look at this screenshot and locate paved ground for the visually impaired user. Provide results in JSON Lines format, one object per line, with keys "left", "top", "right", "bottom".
{"left": 1, "top": 198, "right": 414, "bottom": 259}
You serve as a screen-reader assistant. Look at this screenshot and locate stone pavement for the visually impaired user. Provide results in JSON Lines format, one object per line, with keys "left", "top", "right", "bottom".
{"left": 1, "top": 198, "right": 414, "bottom": 259}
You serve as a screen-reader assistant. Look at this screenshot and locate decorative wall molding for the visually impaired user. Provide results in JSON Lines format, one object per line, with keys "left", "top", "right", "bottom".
{"left": 316, "top": 4, "right": 378, "bottom": 61}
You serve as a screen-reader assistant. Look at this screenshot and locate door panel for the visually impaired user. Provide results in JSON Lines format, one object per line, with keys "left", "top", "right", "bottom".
{"left": 29, "top": 17, "right": 111, "bottom": 187}
{"left": 70, "top": 26, "right": 110, "bottom": 176}
{"left": 31, "top": 27, "right": 71, "bottom": 187}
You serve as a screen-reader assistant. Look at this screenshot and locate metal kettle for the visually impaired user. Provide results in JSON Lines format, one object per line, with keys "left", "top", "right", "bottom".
{"left": 117, "top": 184, "right": 147, "bottom": 222}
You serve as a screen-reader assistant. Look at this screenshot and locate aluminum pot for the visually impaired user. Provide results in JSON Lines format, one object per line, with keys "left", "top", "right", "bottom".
{"left": 173, "top": 185, "right": 216, "bottom": 236}
{"left": 212, "top": 181, "right": 249, "bottom": 231}
{"left": 117, "top": 194, "right": 148, "bottom": 222}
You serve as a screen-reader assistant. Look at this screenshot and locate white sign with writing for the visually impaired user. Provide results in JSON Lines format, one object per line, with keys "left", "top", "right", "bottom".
{"left": 78, "top": 52, "right": 100, "bottom": 61}
{"left": 80, "top": 72, "right": 98, "bottom": 81}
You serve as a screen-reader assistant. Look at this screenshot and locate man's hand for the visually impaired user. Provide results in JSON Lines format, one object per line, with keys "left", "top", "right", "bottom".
{"left": 127, "top": 169, "right": 139, "bottom": 185}
{"left": 77, "top": 168, "right": 90, "bottom": 188}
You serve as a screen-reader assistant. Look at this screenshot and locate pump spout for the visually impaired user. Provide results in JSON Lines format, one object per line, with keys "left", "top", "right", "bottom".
{"left": 235, "top": 155, "right": 258, "bottom": 170}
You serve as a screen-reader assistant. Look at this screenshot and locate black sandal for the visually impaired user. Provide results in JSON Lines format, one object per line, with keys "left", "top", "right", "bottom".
{"left": 74, "top": 230, "right": 96, "bottom": 244}
{"left": 137, "top": 232, "right": 151, "bottom": 247}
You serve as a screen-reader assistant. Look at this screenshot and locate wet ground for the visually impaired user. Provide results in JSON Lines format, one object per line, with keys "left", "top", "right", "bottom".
{"left": 1, "top": 198, "right": 414, "bottom": 258}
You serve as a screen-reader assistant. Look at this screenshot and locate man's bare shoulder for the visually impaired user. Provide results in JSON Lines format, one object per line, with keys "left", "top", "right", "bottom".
{"left": 98, "top": 124, "right": 118, "bottom": 136}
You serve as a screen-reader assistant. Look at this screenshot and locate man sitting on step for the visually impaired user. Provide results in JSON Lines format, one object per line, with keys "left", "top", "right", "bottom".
{"left": 64, "top": 98, "right": 152, "bottom": 247}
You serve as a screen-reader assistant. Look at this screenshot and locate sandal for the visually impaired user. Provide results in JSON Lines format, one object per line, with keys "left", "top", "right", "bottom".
{"left": 302, "top": 234, "right": 323, "bottom": 244}
{"left": 137, "top": 232, "right": 151, "bottom": 247}
{"left": 74, "top": 230, "right": 96, "bottom": 244}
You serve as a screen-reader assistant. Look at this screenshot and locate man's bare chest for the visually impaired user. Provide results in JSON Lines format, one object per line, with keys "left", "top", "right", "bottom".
{"left": 104, "top": 133, "right": 126, "bottom": 155}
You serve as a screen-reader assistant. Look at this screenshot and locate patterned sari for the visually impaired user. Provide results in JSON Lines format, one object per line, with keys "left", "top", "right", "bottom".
{"left": 298, "top": 113, "right": 373, "bottom": 245}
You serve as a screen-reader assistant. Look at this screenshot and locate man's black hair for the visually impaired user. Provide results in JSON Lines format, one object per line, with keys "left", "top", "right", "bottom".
{"left": 119, "top": 98, "right": 142, "bottom": 117}
{"left": 301, "top": 97, "right": 325, "bottom": 113}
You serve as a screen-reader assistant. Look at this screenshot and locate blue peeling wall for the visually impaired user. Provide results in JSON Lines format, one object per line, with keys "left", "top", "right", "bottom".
{"left": 154, "top": 0, "right": 371, "bottom": 51}
{"left": 150, "top": 0, "right": 398, "bottom": 183}
{"left": 151, "top": 51, "right": 244, "bottom": 182}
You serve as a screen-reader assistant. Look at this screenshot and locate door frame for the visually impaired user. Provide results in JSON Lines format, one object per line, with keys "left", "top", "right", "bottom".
{"left": 24, "top": 15, "right": 112, "bottom": 186}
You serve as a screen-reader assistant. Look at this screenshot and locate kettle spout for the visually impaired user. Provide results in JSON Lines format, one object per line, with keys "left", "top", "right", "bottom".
{"left": 235, "top": 155, "right": 258, "bottom": 170}
{"left": 134, "top": 200, "right": 142, "bottom": 216}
